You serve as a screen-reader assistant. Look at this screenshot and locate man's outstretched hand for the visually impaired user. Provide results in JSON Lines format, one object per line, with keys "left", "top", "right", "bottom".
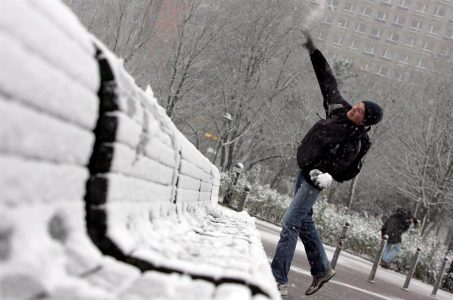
{"left": 302, "top": 30, "right": 316, "bottom": 54}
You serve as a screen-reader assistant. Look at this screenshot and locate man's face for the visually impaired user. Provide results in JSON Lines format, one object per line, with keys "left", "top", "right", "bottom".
{"left": 347, "top": 102, "right": 365, "bottom": 125}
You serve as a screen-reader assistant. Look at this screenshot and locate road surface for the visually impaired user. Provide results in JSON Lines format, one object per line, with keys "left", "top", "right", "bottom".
{"left": 256, "top": 219, "right": 452, "bottom": 300}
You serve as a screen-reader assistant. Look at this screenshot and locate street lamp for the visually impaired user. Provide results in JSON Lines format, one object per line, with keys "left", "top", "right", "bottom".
{"left": 210, "top": 112, "right": 232, "bottom": 164}
{"left": 223, "top": 162, "right": 244, "bottom": 207}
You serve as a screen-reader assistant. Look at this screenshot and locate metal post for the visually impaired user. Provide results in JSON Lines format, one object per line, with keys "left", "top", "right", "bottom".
{"left": 232, "top": 163, "right": 244, "bottom": 185}
{"left": 368, "top": 235, "right": 388, "bottom": 283}
{"left": 237, "top": 185, "right": 251, "bottom": 212}
{"left": 402, "top": 248, "right": 421, "bottom": 290}
{"left": 431, "top": 257, "right": 449, "bottom": 296}
{"left": 331, "top": 222, "right": 351, "bottom": 270}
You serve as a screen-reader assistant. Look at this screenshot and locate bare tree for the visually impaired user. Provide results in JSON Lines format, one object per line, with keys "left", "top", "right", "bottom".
{"left": 204, "top": 0, "right": 308, "bottom": 171}
{"left": 158, "top": 0, "right": 220, "bottom": 118}
{"left": 382, "top": 75, "right": 453, "bottom": 234}
{"left": 64, "top": 0, "right": 162, "bottom": 86}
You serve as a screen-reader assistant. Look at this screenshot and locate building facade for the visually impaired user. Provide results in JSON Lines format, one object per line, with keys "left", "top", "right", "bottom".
{"left": 309, "top": 0, "right": 453, "bottom": 82}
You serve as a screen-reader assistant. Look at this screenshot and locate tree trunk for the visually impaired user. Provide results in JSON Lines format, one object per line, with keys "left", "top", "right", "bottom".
{"left": 219, "top": 142, "right": 226, "bottom": 171}
{"left": 269, "top": 163, "right": 286, "bottom": 189}
{"left": 327, "top": 184, "right": 337, "bottom": 203}
{"left": 414, "top": 200, "right": 421, "bottom": 218}
{"left": 346, "top": 176, "right": 359, "bottom": 208}
{"left": 421, "top": 208, "right": 430, "bottom": 235}
{"left": 219, "top": 131, "right": 230, "bottom": 171}
{"left": 225, "top": 142, "right": 235, "bottom": 171}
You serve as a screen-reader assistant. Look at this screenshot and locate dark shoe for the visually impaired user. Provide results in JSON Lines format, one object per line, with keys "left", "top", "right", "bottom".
{"left": 277, "top": 282, "right": 288, "bottom": 296}
{"left": 380, "top": 261, "right": 391, "bottom": 269}
{"left": 305, "top": 270, "right": 336, "bottom": 296}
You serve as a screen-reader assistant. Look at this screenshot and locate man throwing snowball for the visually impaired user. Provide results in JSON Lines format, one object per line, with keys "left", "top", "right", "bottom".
{"left": 271, "top": 31, "right": 383, "bottom": 296}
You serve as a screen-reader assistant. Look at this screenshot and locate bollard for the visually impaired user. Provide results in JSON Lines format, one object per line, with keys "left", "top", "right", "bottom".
{"left": 223, "top": 163, "right": 244, "bottom": 206}
{"left": 237, "top": 185, "right": 251, "bottom": 212}
{"left": 368, "top": 235, "right": 388, "bottom": 283}
{"left": 402, "top": 247, "right": 421, "bottom": 290}
{"left": 431, "top": 257, "right": 449, "bottom": 296}
{"left": 331, "top": 222, "right": 351, "bottom": 270}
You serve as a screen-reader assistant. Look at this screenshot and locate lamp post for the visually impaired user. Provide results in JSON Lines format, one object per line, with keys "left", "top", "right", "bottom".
{"left": 210, "top": 112, "right": 232, "bottom": 164}
{"left": 223, "top": 162, "right": 244, "bottom": 207}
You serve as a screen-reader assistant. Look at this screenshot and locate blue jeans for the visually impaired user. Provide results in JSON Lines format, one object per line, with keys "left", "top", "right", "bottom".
{"left": 382, "top": 243, "right": 401, "bottom": 263}
{"left": 271, "top": 171, "right": 331, "bottom": 284}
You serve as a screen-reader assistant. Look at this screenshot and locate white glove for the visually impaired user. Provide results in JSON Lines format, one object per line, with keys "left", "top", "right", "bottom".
{"left": 309, "top": 169, "right": 332, "bottom": 190}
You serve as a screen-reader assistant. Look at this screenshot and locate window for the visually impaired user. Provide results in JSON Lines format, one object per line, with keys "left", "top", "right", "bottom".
{"left": 349, "top": 39, "right": 360, "bottom": 50}
{"left": 361, "top": 6, "right": 373, "bottom": 17}
{"left": 446, "top": 29, "right": 453, "bottom": 39}
{"left": 438, "top": 47, "right": 450, "bottom": 57}
{"left": 381, "top": 49, "right": 391, "bottom": 59}
{"left": 338, "top": 18, "right": 350, "bottom": 29}
{"left": 376, "top": 66, "right": 388, "bottom": 77}
{"left": 344, "top": 2, "right": 354, "bottom": 12}
{"left": 398, "top": 0, "right": 411, "bottom": 9}
{"left": 382, "top": 48, "right": 393, "bottom": 59}
{"left": 355, "top": 23, "right": 367, "bottom": 33}
{"left": 328, "top": 52, "right": 338, "bottom": 60}
{"left": 393, "top": 15, "right": 406, "bottom": 26}
{"left": 388, "top": 31, "right": 400, "bottom": 42}
{"left": 376, "top": 11, "right": 387, "bottom": 21}
{"left": 422, "top": 42, "right": 433, "bottom": 52}
{"left": 323, "top": 15, "right": 333, "bottom": 24}
{"left": 416, "top": 58, "right": 424, "bottom": 69}
{"left": 364, "top": 44, "right": 376, "bottom": 55}
{"left": 332, "top": 34, "right": 343, "bottom": 45}
{"left": 328, "top": 0, "right": 340, "bottom": 9}
{"left": 315, "top": 32, "right": 325, "bottom": 41}
{"left": 398, "top": 54, "right": 409, "bottom": 64}
{"left": 370, "top": 27, "right": 382, "bottom": 38}
{"left": 433, "top": 5, "right": 446, "bottom": 18}
{"left": 405, "top": 35, "right": 417, "bottom": 46}
{"left": 415, "top": 2, "right": 427, "bottom": 14}
{"left": 410, "top": 19, "right": 422, "bottom": 30}
{"left": 428, "top": 24, "right": 440, "bottom": 35}
{"left": 381, "top": 0, "right": 392, "bottom": 5}
{"left": 395, "top": 70, "right": 404, "bottom": 81}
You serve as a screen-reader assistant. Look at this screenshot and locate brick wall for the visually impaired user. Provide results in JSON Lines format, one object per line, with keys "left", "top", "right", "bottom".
{"left": 0, "top": 1, "right": 278, "bottom": 299}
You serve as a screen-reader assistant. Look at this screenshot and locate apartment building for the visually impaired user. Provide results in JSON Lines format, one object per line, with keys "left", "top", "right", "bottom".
{"left": 309, "top": 0, "right": 453, "bottom": 82}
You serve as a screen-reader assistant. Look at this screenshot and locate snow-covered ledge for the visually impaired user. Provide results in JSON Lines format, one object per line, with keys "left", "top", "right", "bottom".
{"left": 0, "top": 1, "right": 279, "bottom": 299}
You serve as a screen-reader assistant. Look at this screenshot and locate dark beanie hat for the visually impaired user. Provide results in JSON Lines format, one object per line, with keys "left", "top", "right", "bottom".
{"left": 362, "top": 100, "right": 383, "bottom": 126}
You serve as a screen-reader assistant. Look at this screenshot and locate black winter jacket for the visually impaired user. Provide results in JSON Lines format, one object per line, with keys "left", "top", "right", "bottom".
{"left": 381, "top": 212, "right": 412, "bottom": 244}
{"left": 297, "top": 49, "right": 371, "bottom": 185}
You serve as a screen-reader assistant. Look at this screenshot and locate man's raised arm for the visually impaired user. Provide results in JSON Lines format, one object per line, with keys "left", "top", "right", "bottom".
{"left": 302, "top": 31, "right": 349, "bottom": 112}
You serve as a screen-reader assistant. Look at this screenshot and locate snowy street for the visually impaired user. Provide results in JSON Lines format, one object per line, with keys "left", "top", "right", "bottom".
{"left": 256, "top": 219, "right": 452, "bottom": 300}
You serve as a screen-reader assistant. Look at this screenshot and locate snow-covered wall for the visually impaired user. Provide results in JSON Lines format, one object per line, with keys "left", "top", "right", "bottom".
{"left": 0, "top": 1, "right": 278, "bottom": 300}
{"left": 86, "top": 35, "right": 220, "bottom": 262}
